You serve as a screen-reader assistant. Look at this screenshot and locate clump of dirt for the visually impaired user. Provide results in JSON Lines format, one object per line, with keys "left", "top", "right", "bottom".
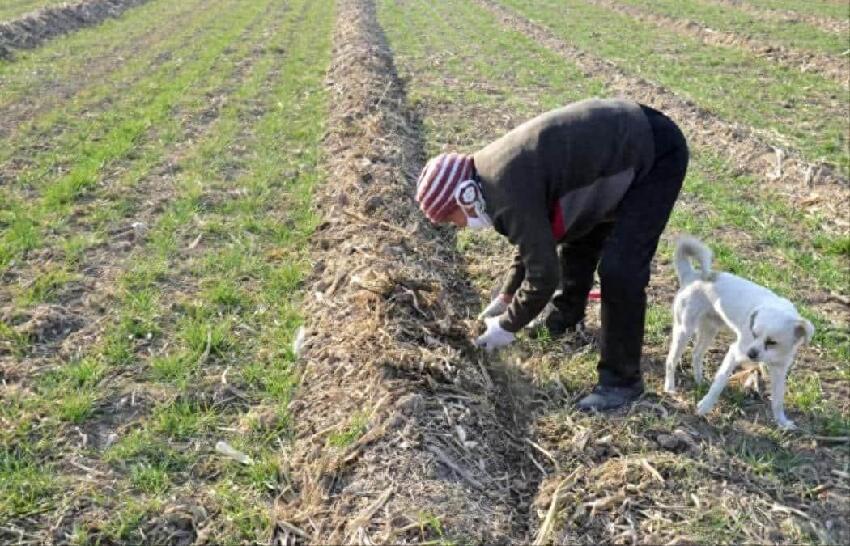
{"left": 0, "top": 0, "right": 149, "bottom": 59}
{"left": 274, "top": 0, "right": 547, "bottom": 542}
{"left": 2, "top": 303, "right": 82, "bottom": 344}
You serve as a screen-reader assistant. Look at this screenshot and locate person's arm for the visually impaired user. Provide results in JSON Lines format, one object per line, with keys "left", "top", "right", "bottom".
{"left": 500, "top": 251, "right": 525, "bottom": 298}
{"left": 498, "top": 212, "right": 559, "bottom": 332}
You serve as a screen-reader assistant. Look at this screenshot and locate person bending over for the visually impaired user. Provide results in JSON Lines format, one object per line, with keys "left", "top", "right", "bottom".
{"left": 415, "top": 98, "right": 688, "bottom": 411}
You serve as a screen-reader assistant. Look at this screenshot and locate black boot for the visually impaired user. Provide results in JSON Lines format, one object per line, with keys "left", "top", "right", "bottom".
{"left": 576, "top": 382, "right": 644, "bottom": 411}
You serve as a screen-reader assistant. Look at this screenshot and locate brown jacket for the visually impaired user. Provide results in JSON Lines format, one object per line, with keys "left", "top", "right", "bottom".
{"left": 473, "top": 99, "right": 655, "bottom": 331}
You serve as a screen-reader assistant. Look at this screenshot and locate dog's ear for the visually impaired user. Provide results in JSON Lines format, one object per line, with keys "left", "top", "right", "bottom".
{"left": 795, "top": 319, "right": 815, "bottom": 345}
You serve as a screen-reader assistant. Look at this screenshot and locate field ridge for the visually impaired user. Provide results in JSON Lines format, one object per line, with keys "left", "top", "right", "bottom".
{"left": 276, "top": 0, "right": 546, "bottom": 541}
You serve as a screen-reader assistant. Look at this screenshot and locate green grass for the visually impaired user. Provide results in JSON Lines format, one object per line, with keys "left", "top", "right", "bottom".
{"left": 617, "top": 0, "right": 847, "bottom": 55}
{"left": 0, "top": 0, "right": 333, "bottom": 540}
{"left": 0, "top": 0, "right": 270, "bottom": 271}
{"left": 498, "top": 0, "right": 848, "bottom": 175}
{"left": 0, "top": 448, "right": 56, "bottom": 519}
{"left": 15, "top": 265, "right": 77, "bottom": 305}
{"left": 0, "top": 0, "right": 213, "bottom": 113}
{"left": 328, "top": 413, "right": 368, "bottom": 448}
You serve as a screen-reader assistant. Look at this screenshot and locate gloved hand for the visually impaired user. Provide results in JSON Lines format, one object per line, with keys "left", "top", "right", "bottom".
{"left": 477, "top": 294, "right": 512, "bottom": 320}
{"left": 475, "top": 316, "right": 516, "bottom": 352}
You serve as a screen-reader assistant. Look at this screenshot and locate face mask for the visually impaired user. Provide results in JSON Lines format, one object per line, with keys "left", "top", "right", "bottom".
{"left": 465, "top": 214, "right": 493, "bottom": 230}
{"left": 454, "top": 179, "right": 493, "bottom": 231}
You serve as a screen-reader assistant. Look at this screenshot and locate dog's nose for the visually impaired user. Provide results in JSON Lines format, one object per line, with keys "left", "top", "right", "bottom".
{"left": 747, "top": 348, "right": 759, "bottom": 360}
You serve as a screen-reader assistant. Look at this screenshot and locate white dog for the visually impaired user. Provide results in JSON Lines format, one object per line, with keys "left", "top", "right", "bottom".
{"left": 664, "top": 236, "right": 814, "bottom": 429}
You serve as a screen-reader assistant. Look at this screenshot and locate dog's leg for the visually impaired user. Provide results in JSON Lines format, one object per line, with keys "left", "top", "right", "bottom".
{"left": 664, "top": 320, "right": 691, "bottom": 394}
{"left": 769, "top": 360, "right": 796, "bottom": 430}
{"left": 696, "top": 347, "right": 741, "bottom": 416}
{"left": 691, "top": 321, "right": 719, "bottom": 386}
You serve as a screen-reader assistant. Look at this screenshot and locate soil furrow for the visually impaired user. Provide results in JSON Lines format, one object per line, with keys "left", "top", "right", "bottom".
{"left": 706, "top": 0, "right": 850, "bottom": 36}
{"left": 275, "top": 0, "right": 546, "bottom": 542}
{"left": 0, "top": 0, "right": 150, "bottom": 58}
{"left": 478, "top": 0, "right": 849, "bottom": 234}
{"left": 586, "top": 0, "right": 848, "bottom": 88}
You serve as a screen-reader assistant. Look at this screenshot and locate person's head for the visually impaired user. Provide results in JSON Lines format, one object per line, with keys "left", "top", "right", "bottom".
{"left": 415, "top": 153, "right": 490, "bottom": 229}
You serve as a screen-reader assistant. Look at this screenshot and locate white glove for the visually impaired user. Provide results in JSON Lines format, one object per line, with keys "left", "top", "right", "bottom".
{"left": 477, "top": 296, "right": 509, "bottom": 320}
{"left": 475, "top": 316, "right": 516, "bottom": 352}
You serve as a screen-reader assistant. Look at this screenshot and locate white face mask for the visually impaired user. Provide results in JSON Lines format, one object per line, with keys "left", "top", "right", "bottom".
{"left": 455, "top": 179, "right": 493, "bottom": 231}
{"left": 465, "top": 212, "right": 493, "bottom": 230}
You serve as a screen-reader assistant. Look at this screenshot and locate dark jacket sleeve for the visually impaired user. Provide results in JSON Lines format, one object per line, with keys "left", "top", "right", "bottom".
{"left": 500, "top": 251, "right": 525, "bottom": 296}
{"left": 497, "top": 211, "right": 559, "bottom": 332}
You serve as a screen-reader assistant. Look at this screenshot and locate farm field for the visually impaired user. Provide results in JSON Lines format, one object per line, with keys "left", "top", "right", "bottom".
{"left": 0, "top": 0, "right": 848, "bottom": 544}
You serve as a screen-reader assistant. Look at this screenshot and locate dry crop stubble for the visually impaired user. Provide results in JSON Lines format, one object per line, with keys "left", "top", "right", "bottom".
{"left": 276, "top": 0, "right": 557, "bottom": 542}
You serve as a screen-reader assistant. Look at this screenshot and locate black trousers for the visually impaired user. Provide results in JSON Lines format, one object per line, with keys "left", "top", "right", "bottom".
{"left": 552, "top": 105, "right": 688, "bottom": 387}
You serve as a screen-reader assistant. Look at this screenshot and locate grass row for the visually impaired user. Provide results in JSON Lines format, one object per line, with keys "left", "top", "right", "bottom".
{"left": 0, "top": 0, "right": 233, "bottom": 172}
{"left": 1, "top": 0, "right": 287, "bottom": 470}
{"left": 0, "top": 0, "right": 270, "bottom": 272}
{"left": 616, "top": 0, "right": 847, "bottom": 55}
{"left": 378, "top": 0, "right": 847, "bottom": 425}
{"left": 0, "top": 0, "right": 207, "bottom": 118}
{"left": 497, "top": 0, "right": 847, "bottom": 176}
{"left": 1, "top": 0, "right": 332, "bottom": 540}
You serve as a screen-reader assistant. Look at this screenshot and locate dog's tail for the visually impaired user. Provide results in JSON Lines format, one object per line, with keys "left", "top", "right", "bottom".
{"left": 674, "top": 235, "right": 713, "bottom": 285}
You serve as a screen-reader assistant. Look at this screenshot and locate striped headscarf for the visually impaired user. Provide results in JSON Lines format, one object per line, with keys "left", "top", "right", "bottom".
{"left": 415, "top": 152, "right": 474, "bottom": 223}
